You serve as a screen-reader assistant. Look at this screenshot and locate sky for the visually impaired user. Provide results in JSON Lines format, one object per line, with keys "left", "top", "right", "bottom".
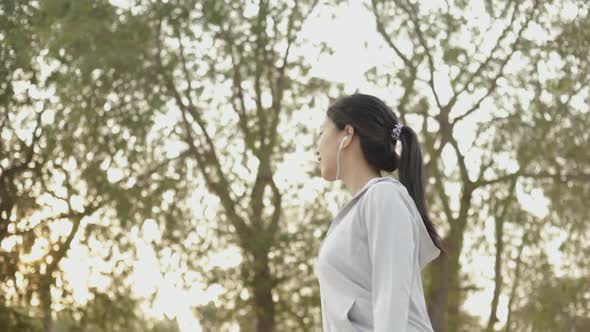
{"left": 6, "top": 0, "right": 579, "bottom": 331}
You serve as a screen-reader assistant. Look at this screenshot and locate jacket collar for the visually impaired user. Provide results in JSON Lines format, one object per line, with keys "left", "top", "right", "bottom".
{"left": 319, "top": 177, "right": 393, "bottom": 254}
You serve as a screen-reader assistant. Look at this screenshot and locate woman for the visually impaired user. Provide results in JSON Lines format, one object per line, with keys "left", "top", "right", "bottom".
{"left": 314, "top": 93, "right": 445, "bottom": 332}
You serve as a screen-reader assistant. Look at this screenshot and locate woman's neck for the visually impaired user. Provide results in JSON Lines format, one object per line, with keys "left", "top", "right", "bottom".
{"left": 343, "top": 171, "right": 383, "bottom": 197}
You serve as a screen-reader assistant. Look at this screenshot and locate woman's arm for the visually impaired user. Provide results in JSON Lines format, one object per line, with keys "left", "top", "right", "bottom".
{"left": 362, "top": 182, "right": 416, "bottom": 332}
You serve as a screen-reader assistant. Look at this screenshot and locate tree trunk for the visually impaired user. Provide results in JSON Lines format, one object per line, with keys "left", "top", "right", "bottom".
{"left": 40, "top": 276, "right": 54, "bottom": 332}
{"left": 252, "top": 251, "right": 275, "bottom": 332}
{"left": 427, "top": 222, "right": 465, "bottom": 332}
{"left": 487, "top": 214, "right": 507, "bottom": 331}
{"left": 427, "top": 251, "right": 450, "bottom": 332}
{"left": 445, "top": 248, "right": 463, "bottom": 332}
{"left": 504, "top": 234, "right": 526, "bottom": 332}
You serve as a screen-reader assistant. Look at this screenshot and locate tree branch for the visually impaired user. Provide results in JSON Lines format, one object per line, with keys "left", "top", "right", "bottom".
{"left": 398, "top": 0, "right": 443, "bottom": 110}
{"left": 371, "top": 0, "right": 416, "bottom": 71}
{"left": 475, "top": 168, "right": 590, "bottom": 188}
{"left": 451, "top": 0, "right": 519, "bottom": 102}
{"left": 452, "top": 0, "right": 539, "bottom": 124}
{"left": 155, "top": 18, "right": 251, "bottom": 240}
{"left": 432, "top": 160, "right": 455, "bottom": 223}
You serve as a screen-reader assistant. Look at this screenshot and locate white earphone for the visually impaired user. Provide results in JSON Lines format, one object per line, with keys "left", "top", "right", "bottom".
{"left": 335, "top": 135, "right": 348, "bottom": 180}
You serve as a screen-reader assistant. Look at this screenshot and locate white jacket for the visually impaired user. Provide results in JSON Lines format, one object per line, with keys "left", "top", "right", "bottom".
{"left": 315, "top": 176, "right": 441, "bottom": 332}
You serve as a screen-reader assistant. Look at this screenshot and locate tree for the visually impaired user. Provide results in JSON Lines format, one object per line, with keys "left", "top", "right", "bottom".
{"left": 1, "top": 0, "right": 185, "bottom": 330}
{"left": 3, "top": 0, "right": 338, "bottom": 330}
{"left": 5, "top": 0, "right": 588, "bottom": 330}
{"left": 151, "top": 1, "right": 336, "bottom": 330}
{"left": 368, "top": 0, "right": 590, "bottom": 330}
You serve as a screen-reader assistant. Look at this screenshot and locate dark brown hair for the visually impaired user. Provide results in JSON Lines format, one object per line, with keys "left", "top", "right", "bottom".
{"left": 327, "top": 93, "right": 445, "bottom": 254}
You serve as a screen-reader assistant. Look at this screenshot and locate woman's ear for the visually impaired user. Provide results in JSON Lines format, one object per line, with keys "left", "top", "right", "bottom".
{"left": 342, "top": 124, "right": 355, "bottom": 147}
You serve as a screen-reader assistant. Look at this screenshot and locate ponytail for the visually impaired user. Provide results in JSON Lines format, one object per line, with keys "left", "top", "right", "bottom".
{"left": 398, "top": 125, "right": 445, "bottom": 255}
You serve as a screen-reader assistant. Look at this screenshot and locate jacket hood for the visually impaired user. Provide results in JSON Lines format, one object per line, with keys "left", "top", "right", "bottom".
{"left": 355, "top": 177, "right": 441, "bottom": 270}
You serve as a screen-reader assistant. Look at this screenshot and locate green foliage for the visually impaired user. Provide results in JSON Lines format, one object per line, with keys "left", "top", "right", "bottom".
{"left": 0, "top": 304, "right": 43, "bottom": 332}
{"left": 2, "top": 0, "right": 590, "bottom": 331}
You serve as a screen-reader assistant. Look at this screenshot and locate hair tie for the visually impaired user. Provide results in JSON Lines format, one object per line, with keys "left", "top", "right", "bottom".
{"left": 391, "top": 122, "right": 403, "bottom": 141}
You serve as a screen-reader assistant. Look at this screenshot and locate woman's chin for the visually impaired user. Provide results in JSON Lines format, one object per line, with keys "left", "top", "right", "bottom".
{"left": 320, "top": 170, "right": 336, "bottom": 182}
{"left": 318, "top": 164, "right": 336, "bottom": 181}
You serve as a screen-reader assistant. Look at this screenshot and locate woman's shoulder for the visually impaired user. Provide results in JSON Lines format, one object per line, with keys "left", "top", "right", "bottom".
{"left": 359, "top": 178, "right": 417, "bottom": 219}
{"left": 363, "top": 177, "right": 405, "bottom": 199}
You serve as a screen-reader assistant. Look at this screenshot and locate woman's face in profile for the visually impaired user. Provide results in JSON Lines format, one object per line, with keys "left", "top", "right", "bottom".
{"left": 316, "top": 117, "right": 341, "bottom": 181}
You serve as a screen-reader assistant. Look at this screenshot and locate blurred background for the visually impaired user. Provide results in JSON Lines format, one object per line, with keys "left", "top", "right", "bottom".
{"left": 1, "top": 0, "right": 589, "bottom": 331}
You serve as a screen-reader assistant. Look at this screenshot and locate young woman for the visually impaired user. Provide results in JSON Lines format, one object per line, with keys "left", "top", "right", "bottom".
{"left": 314, "top": 93, "right": 445, "bottom": 331}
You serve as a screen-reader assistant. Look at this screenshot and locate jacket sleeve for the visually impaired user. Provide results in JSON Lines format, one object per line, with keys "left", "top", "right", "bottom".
{"left": 361, "top": 182, "right": 416, "bottom": 332}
